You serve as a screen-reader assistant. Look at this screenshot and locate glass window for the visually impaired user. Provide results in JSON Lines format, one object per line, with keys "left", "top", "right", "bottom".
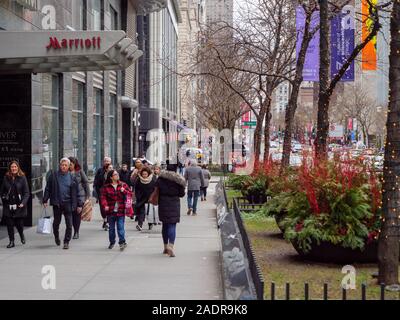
{"left": 109, "top": 94, "right": 117, "bottom": 164}
{"left": 93, "top": 89, "right": 103, "bottom": 171}
{"left": 93, "top": 0, "right": 102, "bottom": 31}
{"left": 11, "top": 1, "right": 24, "bottom": 17}
{"left": 73, "top": 0, "right": 86, "bottom": 30}
{"left": 42, "top": 74, "right": 60, "bottom": 173}
{"left": 110, "top": 5, "right": 119, "bottom": 30}
{"left": 72, "top": 81, "right": 85, "bottom": 164}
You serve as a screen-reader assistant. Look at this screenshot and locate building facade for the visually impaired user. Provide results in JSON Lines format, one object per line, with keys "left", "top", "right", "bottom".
{"left": 137, "top": 0, "right": 181, "bottom": 162}
{"left": 178, "top": 0, "right": 202, "bottom": 132}
{"left": 0, "top": 0, "right": 164, "bottom": 226}
{"left": 204, "top": 0, "right": 233, "bottom": 25}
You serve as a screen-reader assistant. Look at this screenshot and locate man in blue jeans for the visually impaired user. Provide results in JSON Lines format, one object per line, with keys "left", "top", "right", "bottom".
{"left": 184, "top": 159, "right": 205, "bottom": 216}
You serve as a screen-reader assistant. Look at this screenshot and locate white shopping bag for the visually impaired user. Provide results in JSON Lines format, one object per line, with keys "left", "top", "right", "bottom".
{"left": 37, "top": 209, "right": 53, "bottom": 235}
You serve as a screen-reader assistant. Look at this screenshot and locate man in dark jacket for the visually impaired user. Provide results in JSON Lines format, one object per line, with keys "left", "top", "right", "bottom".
{"left": 156, "top": 169, "right": 186, "bottom": 257}
{"left": 94, "top": 156, "right": 112, "bottom": 230}
{"left": 118, "top": 163, "right": 132, "bottom": 188}
{"left": 43, "top": 158, "right": 83, "bottom": 250}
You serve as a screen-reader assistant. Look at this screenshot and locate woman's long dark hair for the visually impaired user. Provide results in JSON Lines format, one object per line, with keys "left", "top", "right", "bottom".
{"left": 68, "top": 157, "right": 81, "bottom": 171}
{"left": 105, "top": 170, "right": 119, "bottom": 184}
{"left": 5, "top": 160, "right": 25, "bottom": 178}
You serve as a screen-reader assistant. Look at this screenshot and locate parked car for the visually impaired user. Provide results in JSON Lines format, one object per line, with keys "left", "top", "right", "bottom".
{"left": 291, "top": 142, "right": 302, "bottom": 153}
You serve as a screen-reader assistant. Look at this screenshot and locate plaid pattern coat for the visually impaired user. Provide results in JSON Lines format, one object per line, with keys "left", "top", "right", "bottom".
{"left": 100, "top": 182, "right": 132, "bottom": 217}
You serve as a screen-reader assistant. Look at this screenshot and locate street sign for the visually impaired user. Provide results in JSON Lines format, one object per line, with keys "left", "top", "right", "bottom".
{"left": 243, "top": 121, "right": 257, "bottom": 126}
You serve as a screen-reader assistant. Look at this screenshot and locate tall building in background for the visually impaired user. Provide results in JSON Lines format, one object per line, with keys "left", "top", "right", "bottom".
{"left": 178, "top": 0, "right": 202, "bottom": 133}
{"left": 205, "top": 0, "right": 233, "bottom": 25}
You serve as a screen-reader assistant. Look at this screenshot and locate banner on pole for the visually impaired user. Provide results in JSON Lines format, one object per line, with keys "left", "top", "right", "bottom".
{"left": 331, "top": 5, "right": 355, "bottom": 81}
{"left": 362, "top": 0, "right": 378, "bottom": 71}
{"left": 296, "top": 6, "right": 320, "bottom": 81}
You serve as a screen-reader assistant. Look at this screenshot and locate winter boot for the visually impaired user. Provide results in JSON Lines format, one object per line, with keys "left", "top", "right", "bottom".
{"left": 167, "top": 244, "right": 176, "bottom": 258}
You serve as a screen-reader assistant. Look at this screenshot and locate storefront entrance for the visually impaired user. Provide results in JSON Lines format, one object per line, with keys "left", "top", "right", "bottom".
{"left": 0, "top": 74, "right": 33, "bottom": 226}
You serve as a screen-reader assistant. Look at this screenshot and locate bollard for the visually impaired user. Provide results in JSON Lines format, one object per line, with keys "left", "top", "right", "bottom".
{"left": 362, "top": 283, "right": 367, "bottom": 300}
{"left": 323, "top": 283, "right": 328, "bottom": 300}
{"left": 271, "top": 282, "right": 276, "bottom": 301}
{"left": 305, "top": 283, "right": 309, "bottom": 301}
{"left": 286, "top": 283, "right": 290, "bottom": 300}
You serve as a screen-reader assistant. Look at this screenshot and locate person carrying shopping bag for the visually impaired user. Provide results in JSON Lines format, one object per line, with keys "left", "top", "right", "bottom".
{"left": 68, "top": 157, "right": 90, "bottom": 240}
{"left": 43, "top": 158, "right": 83, "bottom": 250}
{"left": 100, "top": 170, "right": 131, "bottom": 250}
{"left": 133, "top": 167, "right": 156, "bottom": 231}
{"left": 0, "top": 161, "right": 30, "bottom": 248}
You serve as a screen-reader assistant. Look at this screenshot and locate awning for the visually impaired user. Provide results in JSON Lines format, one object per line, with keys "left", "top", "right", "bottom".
{"left": 121, "top": 96, "right": 138, "bottom": 109}
{"left": 0, "top": 31, "right": 143, "bottom": 74}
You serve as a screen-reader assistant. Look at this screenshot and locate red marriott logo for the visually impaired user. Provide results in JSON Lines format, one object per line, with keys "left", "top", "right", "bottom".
{"left": 46, "top": 37, "right": 101, "bottom": 50}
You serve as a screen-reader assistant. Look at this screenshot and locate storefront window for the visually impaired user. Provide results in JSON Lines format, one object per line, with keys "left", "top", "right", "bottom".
{"left": 109, "top": 94, "right": 117, "bottom": 164}
{"left": 72, "top": 81, "right": 85, "bottom": 164}
{"left": 93, "top": 89, "right": 103, "bottom": 171}
{"left": 42, "top": 74, "right": 60, "bottom": 174}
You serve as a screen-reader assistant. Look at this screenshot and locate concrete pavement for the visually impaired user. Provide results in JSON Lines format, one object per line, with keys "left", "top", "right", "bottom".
{"left": 0, "top": 182, "right": 223, "bottom": 300}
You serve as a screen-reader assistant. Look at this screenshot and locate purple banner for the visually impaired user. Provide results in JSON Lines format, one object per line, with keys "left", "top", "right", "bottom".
{"left": 296, "top": 6, "right": 320, "bottom": 82}
{"left": 331, "top": 5, "right": 355, "bottom": 81}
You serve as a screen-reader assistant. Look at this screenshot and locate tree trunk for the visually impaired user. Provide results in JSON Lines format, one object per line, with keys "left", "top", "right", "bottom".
{"left": 315, "top": 0, "right": 330, "bottom": 160}
{"left": 281, "top": 8, "right": 314, "bottom": 170}
{"left": 263, "top": 101, "right": 273, "bottom": 164}
{"left": 253, "top": 110, "right": 265, "bottom": 167}
{"left": 378, "top": 0, "right": 400, "bottom": 286}
{"left": 282, "top": 89, "right": 298, "bottom": 169}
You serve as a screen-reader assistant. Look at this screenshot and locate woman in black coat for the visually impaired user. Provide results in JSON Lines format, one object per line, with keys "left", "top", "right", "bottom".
{"left": 156, "top": 169, "right": 186, "bottom": 257}
{"left": 133, "top": 167, "right": 156, "bottom": 231}
{"left": 0, "top": 161, "right": 30, "bottom": 248}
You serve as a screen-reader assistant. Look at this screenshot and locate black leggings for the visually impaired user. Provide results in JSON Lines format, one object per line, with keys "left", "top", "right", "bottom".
{"left": 135, "top": 205, "right": 146, "bottom": 227}
{"left": 6, "top": 217, "right": 24, "bottom": 241}
{"left": 72, "top": 210, "right": 81, "bottom": 234}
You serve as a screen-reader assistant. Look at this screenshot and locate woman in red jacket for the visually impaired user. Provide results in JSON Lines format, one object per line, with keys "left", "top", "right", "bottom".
{"left": 100, "top": 170, "right": 132, "bottom": 250}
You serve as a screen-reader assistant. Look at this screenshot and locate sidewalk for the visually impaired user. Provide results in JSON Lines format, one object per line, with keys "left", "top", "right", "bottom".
{"left": 0, "top": 184, "right": 223, "bottom": 300}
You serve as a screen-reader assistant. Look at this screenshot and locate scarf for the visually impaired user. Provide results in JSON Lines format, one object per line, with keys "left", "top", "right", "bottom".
{"left": 139, "top": 174, "right": 154, "bottom": 185}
